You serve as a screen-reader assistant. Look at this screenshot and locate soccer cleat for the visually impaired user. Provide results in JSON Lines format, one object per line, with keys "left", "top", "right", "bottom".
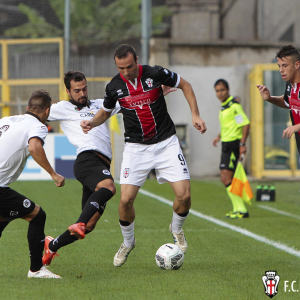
{"left": 113, "top": 241, "right": 135, "bottom": 267}
{"left": 27, "top": 266, "right": 61, "bottom": 279}
{"left": 225, "top": 211, "right": 234, "bottom": 217}
{"left": 68, "top": 222, "right": 86, "bottom": 239}
{"left": 228, "top": 211, "right": 249, "bottom": 219}
{"left": 42, "top": 236, "right": 58, "bottom": 266}
{"left": 169, "top": 224, "right": 188, "bottom": 253}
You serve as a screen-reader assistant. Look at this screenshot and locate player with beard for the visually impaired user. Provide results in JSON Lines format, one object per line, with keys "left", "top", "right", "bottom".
{"left": 257, "top": 45, "right": 300, "bottom": 151}
{"left": 42, "top": 71, "right": 118, "bottom": 266}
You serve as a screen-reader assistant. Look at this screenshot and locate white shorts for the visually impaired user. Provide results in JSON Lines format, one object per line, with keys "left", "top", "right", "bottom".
{"left": 120, "top": 135, "right": 190, "bottom": 186}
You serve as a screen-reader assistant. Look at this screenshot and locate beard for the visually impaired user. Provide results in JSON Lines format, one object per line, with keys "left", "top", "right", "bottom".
{"left": 69, "top": 96, "right": 90, "bottom": 109}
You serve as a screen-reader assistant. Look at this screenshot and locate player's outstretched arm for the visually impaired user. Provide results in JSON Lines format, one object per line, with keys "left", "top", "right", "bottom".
{"left": 282, "top": 124, "right": 300, "bottom": 139}
{"left": 256, "top": 84, "right": 287, "bottom": 108}
{"left": 28, "top": 137, "right": 65, "bottom": 187}
{"left": 177, "top": 77, "right": 207, "bottom": 134}
{"left": 80, "top": 108, "right": 111, "bottom": 133}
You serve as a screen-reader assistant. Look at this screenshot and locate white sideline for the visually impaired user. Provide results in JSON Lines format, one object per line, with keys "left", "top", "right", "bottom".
{"left": 139, "top": 188, "right": 300, "bottom": 258}
{"left": 257, "top": 204, "right": 300, "bottom": 221}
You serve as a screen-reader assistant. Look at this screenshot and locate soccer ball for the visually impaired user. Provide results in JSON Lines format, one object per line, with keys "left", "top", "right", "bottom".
{"left": 155, "top": 243, "right": 184, "bottom": 270}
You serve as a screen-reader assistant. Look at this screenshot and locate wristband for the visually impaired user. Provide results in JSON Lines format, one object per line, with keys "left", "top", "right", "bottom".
{"left": 240, "top": 143, "right": 246, "bottom": 146}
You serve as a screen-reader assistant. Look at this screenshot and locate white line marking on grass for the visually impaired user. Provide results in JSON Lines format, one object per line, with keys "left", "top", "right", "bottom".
{"left": 257, "top": 204, "right": 300, "bottom": 220}
{"left": 139, "top": 188, "right": 300, "bottom": 258}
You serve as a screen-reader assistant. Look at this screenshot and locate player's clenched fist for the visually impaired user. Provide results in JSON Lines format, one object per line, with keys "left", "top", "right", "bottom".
{"left": 80, "top": 120, "right": 92, "bottom": 133}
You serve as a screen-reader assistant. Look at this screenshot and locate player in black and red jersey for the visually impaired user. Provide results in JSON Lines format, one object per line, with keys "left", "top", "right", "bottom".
{"left": 81, "top": 44, "right": 206, "bottom": 267}
{"left": 257, "top": 45, "right": 300, "bottom": 151}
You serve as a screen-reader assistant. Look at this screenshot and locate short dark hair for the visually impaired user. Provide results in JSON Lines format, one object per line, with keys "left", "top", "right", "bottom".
{"left": 276, "top": 45, "right": 300, "bottom": 61}
{"left": 114, "top": 44, "right": 137, "bottom": 62}
{"left": 214, "top": 79, "right": 229, "bottom": 89}
{"left": 64, "top": 71, "right": 86, "bottom": 90}
{"left": 27, "top": 90, "right": 52, "bottom": 113}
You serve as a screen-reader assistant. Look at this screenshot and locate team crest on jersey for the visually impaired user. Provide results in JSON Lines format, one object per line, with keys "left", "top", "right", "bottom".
{"left": 262, "top": 271, "right": 280, "bottom": 298}
{"left": 145, "top": 78, "right": 153, "bottom": 88}
{"left": 123, "top": 168, "right": 130, "bottom": 178}
{"left": 23, "top": 199, "right": 31, "bottom": 208}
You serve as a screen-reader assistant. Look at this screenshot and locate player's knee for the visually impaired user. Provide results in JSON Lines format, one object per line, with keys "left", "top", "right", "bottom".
{"left": 220, "top": 173, "right": 232, "bottom": 186}
{"left": 31, "top": 207, "right": 46, "bottom": 224}
{"left": 120, "top": 195, "right": 135, "bottom": 208}
{"left": 95, "top": 181, "right": 116, "bottom": 195}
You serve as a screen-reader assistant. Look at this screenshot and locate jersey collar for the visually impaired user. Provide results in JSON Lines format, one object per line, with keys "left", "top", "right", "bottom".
{"left": 221, "top": 96, "right": 234, "bottom": 107}
{"left": 25, "top": 111, "right": 42, "bottom": 123}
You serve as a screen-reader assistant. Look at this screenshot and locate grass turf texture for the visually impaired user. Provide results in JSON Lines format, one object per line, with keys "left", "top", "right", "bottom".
{"left": 1, "top": 178, "right": 300, "bottom": 300}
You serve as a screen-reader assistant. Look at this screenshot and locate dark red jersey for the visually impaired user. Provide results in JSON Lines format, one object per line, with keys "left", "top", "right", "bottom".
{"left": 103, "top": 65, "right": 180, "bottom": 144}
{"left": 283, "top": 82, "right": 300, "bottom": 153}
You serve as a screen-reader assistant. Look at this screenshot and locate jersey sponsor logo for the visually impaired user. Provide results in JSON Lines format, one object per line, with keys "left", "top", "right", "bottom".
{"left": 145, "top": 78, "right": 153, "bottom": 88}
{"left": 123, "top": 168, "right": 130, "bottom": 178}
{"left": 119, "top": 88, "right": 160, "bottom": 109}
{"left": 103, "top": 169, "right": 111, "bottom": 176}
{"left": 80, "top": 112, "right": 95, "bottom": 118}
{"left": 23, "top": 199, "right": 31, "bottom": 208}
{"left": 117, "top": 89, "right": 123, "bottom": 96}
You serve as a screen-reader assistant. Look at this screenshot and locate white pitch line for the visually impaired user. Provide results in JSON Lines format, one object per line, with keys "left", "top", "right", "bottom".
{"left": 139, "top": 188, "right": 300, "bottom": 258}
{"left": 257, "top": 204, "right": 300, "bottom": 221}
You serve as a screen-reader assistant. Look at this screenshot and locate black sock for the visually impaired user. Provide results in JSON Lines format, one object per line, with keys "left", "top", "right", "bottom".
{"left": 119, "top": 219, "right": 131, "bottom": 226}
{"left": 81, "top": 185, "right": 92, "bottom": 210}
{"left": 177, "top": 211, "right": 189, "bottom": 217}
{"left": 77, "top": 188, "right": 113, "bottom": 223}
{"left": 49, "top": 230, "right": 78, "bottom": 252}
{"left": 0, "top": 221, "right": 9, "bottom": 238}
{"left": 27, "top": 208, "right": 46, "bottom": 272}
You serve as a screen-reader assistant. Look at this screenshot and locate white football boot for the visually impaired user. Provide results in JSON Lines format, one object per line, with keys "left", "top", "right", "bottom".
{"left": 113, "top": 240, "right": 135, "bottom": 267}
{"left": 169, "top": 224, "right": 188, "bottom": 253}
{"left": 27, "top": 266, "right": 61, "bottom": 279}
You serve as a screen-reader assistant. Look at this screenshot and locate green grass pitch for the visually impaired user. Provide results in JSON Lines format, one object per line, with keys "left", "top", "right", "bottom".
{"left": 1, "top": 178, "right": 300, "bottom": 299}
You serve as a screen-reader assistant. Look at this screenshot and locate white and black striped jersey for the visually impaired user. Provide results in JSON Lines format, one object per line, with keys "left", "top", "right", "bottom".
{"left": 0, "top": 113, "right": 48, "bottom": 187}
{"left": 103, "top": 65, "right": 180, "bottom": 144}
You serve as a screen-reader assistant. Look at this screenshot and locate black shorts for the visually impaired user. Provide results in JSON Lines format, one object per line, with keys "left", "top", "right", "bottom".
{"left": 220, "top": 140, "right": 240, "bottom": 171}
{"left": 0, "top": 187, "right": 35, "bottom": 220}
{"left": 73, "top": 151, "right": 113, "bottom": 191}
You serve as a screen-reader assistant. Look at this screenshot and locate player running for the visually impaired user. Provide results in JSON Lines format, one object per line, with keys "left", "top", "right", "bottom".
{"left": 0, "top": 90, "right": 64, "bottom": 278}
{"left": 81, "top": 44, "right": 207, "bottom": 267}
{"left": 42, "top": 71, "right": 118, "bottom": 266}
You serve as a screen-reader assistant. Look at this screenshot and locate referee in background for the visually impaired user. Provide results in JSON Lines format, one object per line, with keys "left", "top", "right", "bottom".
{"left": 212, "top": 79, "right": 250, "bottom": 219}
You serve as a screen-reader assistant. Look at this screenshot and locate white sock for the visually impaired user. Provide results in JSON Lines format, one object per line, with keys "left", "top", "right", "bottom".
{"left": 120, "top": 221, "right": 135, "bottom": 247}
{"left": 171, "top": 211, "right": 188, "bottom": 233}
